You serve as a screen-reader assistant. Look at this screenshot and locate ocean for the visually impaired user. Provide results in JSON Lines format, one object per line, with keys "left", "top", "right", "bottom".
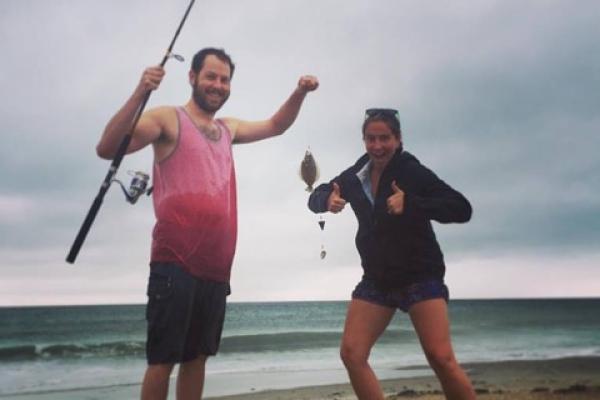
{"left": 1, "top": 299, "right": 599, "bottom": 398}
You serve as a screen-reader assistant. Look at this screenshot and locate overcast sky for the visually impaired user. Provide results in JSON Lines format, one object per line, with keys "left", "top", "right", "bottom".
{"left": 1, "top": 0, "right": 599, "bottom": 306}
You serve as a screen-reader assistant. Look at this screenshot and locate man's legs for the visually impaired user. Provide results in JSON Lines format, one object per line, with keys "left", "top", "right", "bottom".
{"left": 176, "top": 355, "right": 208, "bottom": 400}
{"left": 340, "top": 299, "right": 395, "bottom": 400}
{"left": 140, "top": 355, "right": 208, "bottom": 400}
{"left": 143, "top": 264, "right": 228, "bottom": 399}
{"left": 409, "top": 298, "right": 476, "bottom": 400}
{"left": 141, "top": 363, "right": 174, "bottom": 400}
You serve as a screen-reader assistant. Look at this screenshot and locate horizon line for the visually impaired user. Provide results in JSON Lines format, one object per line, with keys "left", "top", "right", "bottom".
{"left": 2, "top": 295, "right": 600, "bottom": 309}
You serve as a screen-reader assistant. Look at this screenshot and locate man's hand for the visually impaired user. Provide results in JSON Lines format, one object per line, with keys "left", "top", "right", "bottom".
{"left": 297, "top": 75, "right": 319, "bottom": 93}
{"left": 137, "top": 66, "right": 165, "bottom": 94}
{"left": 327, "top": 182, "right": 346, "bottom": 213}
{"left": 386, "top": 181, "right": 405, "bottom": 215}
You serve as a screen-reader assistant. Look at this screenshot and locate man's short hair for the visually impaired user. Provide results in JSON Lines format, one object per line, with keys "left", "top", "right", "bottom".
{"left": 191, "top": 48, "right": 235, "bottom": 78}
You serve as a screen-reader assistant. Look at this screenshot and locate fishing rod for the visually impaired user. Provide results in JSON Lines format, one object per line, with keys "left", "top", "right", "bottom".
{"left": 66, "top": 0, "right": 196, "bottom": 264}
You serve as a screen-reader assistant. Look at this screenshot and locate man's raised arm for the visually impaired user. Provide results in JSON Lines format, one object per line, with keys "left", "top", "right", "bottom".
{"left": 96, "top": 66, "right": 166, "bottom": 159}
{"left": 225, "top": 75, "right": 319, "bottom": 144}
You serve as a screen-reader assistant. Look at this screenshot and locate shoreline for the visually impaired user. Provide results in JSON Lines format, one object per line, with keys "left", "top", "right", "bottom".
{"left": 207, "top": 356, "right": 600, "bottom": 400}
{"left": 1, "top": 356, "right": 599, "bottom": 399}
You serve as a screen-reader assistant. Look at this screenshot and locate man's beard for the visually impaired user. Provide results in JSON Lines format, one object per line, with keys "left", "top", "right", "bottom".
{"left": 192, "top": 85, "right": 230, "bottom": 113}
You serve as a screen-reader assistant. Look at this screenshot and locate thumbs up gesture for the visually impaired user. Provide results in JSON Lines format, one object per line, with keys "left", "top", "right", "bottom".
{"left": 386, "top": 181, "right": 405, "bottom": 215}
{"left": 327, "top": 182, "right": 347, "bottom": 213}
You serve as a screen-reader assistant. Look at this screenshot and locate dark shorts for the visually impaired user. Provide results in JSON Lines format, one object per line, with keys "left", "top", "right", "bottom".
{"left": 352, "top": 277, "right": 449, "bottom": 313}
{"left": 145, "top": 262, "right": 230, "bottom": 365}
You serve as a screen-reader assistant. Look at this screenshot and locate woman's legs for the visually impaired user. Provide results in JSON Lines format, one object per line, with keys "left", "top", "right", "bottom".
{"left": 409, "top": 299, "right": 476, "bottom": 400}
{"left": 340, "top": 299, "right": 396, "bottom": 400}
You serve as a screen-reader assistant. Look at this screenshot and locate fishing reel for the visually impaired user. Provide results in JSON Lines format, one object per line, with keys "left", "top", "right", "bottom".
{"left": 167, "top": 52, "right": 185, "bottom": 62}
{"left": 111, "top": 170, "right": 152, "bottom": 204}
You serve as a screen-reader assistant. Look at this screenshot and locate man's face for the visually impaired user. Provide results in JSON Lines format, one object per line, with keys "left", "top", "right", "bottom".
{"left": 363, "top": 120, "right": 401, "bottom": 169}
{"left": 190, "top": 55, "right": 231, "bottom": 113}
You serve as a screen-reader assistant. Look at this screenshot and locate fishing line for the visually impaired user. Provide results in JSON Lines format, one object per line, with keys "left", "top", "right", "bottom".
{"left": 300, "top": 145, "right": 327, "bottom": 259}
{"left": 66, "top": 0, "right": 196, "bottom": 264}
{"left": 318, "top": 215, "right": 326, "bottom": 259}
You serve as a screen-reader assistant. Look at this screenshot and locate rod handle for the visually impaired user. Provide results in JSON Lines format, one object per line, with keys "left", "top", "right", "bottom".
{"left": 66, "top": 196, "right": 103, "bottom": 264}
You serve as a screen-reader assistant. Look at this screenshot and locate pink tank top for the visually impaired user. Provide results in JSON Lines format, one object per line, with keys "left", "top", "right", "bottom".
{"left": 150, "top": 107, "right": 237, "bottom": 282}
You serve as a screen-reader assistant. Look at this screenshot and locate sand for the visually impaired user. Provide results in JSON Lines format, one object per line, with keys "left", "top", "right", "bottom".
{"left": 2, "top": 356, "right": 599, "bottom": 399}
{"left": 208, "top": 356, "right": 600, "bottom": 400}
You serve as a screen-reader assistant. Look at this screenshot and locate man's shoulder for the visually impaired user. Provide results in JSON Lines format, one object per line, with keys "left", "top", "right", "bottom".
{"left": 216, "top": 117, "right": 237, "bottom": 140}
{"left": 142, "top": 105, "right": 179, "bottom": 129}
{"left": 144, "top": 106, "right": 179, "bottom": 142}
{"left": 147, "top": 105, "right": 178, "bottom": 119}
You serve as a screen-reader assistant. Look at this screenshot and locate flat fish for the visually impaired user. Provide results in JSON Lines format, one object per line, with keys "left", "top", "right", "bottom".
{"left": 300, "top": 149, "right": 319, "bottom": 192}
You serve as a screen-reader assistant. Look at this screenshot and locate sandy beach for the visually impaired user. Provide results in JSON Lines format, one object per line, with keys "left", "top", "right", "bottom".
{"left": 1, "top": 356, "right": 599, "bottom": 399}
{"left": 208, "top": 356, "right": 600, "bottom": 400}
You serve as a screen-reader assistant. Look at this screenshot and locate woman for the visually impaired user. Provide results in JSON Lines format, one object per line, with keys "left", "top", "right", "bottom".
{"left": 308, "top": 108, "right": 476, "bottom": 399}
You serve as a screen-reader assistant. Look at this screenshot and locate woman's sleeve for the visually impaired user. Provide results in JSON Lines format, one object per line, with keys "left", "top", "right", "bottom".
{"left": 404, "top": 164, "right": 472, "bottom": 224}
{"left": 308, "top": 174, "right": 345, "bottom": 214}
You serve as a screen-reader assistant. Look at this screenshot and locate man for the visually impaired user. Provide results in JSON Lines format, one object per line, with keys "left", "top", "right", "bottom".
{"left": 97, "top": 48, "right": 318, "bottom": 400}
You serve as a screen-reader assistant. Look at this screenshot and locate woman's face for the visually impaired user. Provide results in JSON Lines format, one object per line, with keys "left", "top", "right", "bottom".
{"left": 363, "top": 120, "right": 401, "bottom": 169}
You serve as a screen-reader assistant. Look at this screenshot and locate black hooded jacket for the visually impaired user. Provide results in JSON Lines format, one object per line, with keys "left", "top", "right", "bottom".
{"left": 308, "top": 150, "right": 472, "bottom": 290}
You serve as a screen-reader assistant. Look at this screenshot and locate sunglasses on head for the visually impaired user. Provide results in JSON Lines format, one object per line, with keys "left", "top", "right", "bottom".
{"left": 365, "top": 108, "right": 400, "bottom": 124}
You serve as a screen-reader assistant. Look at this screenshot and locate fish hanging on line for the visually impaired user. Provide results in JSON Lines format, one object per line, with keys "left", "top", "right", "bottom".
{"left": 300, "top": 149, "right": 319, "bottom": 192}
{"left": 300, "top": 148, "right": 326, "bottom": 259}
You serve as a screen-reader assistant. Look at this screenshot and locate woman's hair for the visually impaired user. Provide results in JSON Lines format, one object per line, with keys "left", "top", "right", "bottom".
{"left": 362, "top": 109, "right": 401, "bottom": 138}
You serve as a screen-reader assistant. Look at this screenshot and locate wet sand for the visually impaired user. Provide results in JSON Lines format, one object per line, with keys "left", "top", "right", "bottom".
{"left": 2, "top": 356, "right": 598, "bottom": 399}
{"left": 208, "top": 356, "right": 600, "bottom": 400}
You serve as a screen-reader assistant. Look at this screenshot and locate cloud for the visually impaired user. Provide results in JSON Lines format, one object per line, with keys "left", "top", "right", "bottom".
{"left": 1, "top": 0, "right": 599, "bottom": 305}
